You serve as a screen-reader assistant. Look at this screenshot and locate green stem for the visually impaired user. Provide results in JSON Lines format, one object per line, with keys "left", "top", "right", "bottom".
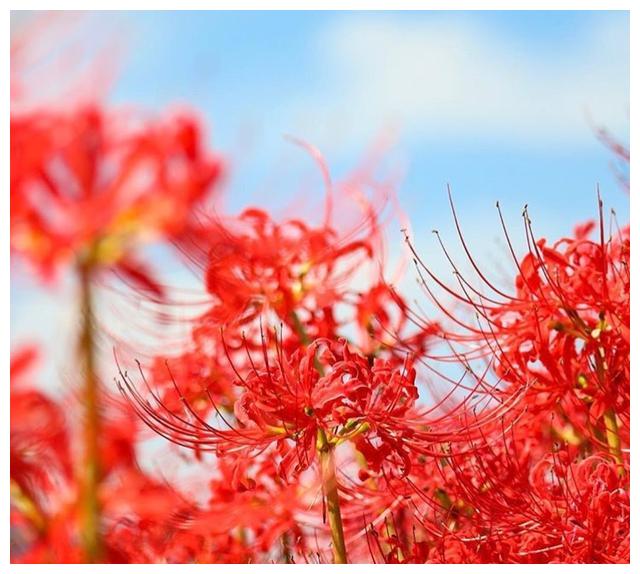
{"left": 603, "top": 408, "right": 625, "bottom": 477}
{"left": 11, "top": 478, "right": 46, "bottom": 534}
{"left": 78, "top": 263, "right": 103, "bottom": 562}
{"left": 290, "top": 310, "right": 310, "bottom": 346}
{"left": 317, "top": 428, "right": 348, "bottom": 564}
{"left": 290, "top": 310, "right": 347, "bottom": 562}
{"left": 281, "top": 531, "right": 293, "bottom": 564}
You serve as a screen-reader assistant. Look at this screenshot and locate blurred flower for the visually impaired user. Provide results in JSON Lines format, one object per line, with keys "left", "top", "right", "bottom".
{"left": 11, "top": 104, "right": 223, "bottom": 288}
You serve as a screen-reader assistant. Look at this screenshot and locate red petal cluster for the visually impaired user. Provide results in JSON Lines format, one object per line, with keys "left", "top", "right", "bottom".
{"left": 10, "top": 35, "right": 629, "bottom": 562}
{"left": 11, "top": 104, "right": 223, "bottom": 281}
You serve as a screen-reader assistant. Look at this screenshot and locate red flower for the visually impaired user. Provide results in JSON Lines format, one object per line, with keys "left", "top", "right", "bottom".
{"left": 190, "top": 208, "right": 372, "bottom": 331}
{"left": 11, "top": 347, "right": 72, "bottom": 517}
{"left": 408, "top": 194, "right": 629, "bottom": 461}
{"left": 120, "top": 336, "right": 420, "bottom": 480}
{"left": 400, "top": 191, "right": 629, "bottom": 564}
{"left": 11, "top": 104, "right": 223, "bottom": 284}
{"left": 355, "top": 281, "right": 439, "bottom": 357}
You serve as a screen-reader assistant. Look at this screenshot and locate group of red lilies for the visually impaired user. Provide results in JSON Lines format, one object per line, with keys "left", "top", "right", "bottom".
{"left": 10, "top": 25, "right": 629, "bottom": 565}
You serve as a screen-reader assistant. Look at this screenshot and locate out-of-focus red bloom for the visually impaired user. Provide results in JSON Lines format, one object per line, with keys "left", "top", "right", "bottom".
{"left": 355, "top": 281, "right": 439, "bottom": 357}
{"left": 11, "top": 104, "right": 223, "bottom": 283}
{"left": 10, "top": 347, "right": 210, "bottom": 564}
{"left": 193, "top": 455, "right": 308, "bottom": 561}
{"left": 10, "top": 347, "right": 77, "bottom": 563}
{"left": 11, "top": 347, "right": 71, "bottom": 525}
{"left": 195, "top": 208, "right": 372, "bottom": 329}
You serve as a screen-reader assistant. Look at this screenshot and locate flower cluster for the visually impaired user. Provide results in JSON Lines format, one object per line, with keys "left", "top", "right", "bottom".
{"left": 10, "top": 22, "right": 629, "bottom": 564}
{"left": 11, "top": 104, "right": 223, "bottom": 285}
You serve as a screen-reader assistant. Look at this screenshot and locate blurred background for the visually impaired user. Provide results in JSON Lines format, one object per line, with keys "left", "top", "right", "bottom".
{"left": 11, "top": 9, "right": 629, "bottom": 393}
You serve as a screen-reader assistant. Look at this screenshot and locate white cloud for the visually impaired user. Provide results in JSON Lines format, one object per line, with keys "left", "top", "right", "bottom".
{"left": 296, "top": 14, "right": 629, "bottom": 148}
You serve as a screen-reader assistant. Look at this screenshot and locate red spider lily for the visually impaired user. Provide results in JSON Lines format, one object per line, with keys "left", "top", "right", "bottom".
{"left": 10, "top": 348, "right": 209, "bottom": 564}
{"left": 146, "top": 341, "right": 237, "bottom": 417}
{"left": 406, "top": 192, "right": 629, "bottom": 463}
{"left": 119, "top": 336, "right": 422, "bottom": 479}
{"left": 11, "top": 347, "right": 72, "bottom": 528}
{"left": 500, "top": 218, "right": 630, "bottom": 428}
{"left": 11, "top": 103, "right": 223, "bottom": 285}
{"left": 140, "top": 339, "right": 238, "bottom": 462}
{"left": 176, "top": 140, "right": 403, "bottom": 350}
{"left": 424, "top": 447, "right": 629, "bottom": 563}
{"left": 344, "top": 406, "right": 628, "bottom": 564}
{"left": 188, "top": 207, "right": 374, "bottom": 333}
{"left": 397, "top": 189, "right": 629, "bottom": 564}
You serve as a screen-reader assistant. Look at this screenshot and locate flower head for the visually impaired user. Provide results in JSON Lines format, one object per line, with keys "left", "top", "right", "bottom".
{"left": 120, "top": 335, "right": 421, "bottom": 480}
{"left": 11, "top": 104, "right": 223, "bottom": 281}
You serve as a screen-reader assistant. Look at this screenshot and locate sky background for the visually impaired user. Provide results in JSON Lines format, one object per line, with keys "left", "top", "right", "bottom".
{"left": 110, "top": 10, "right": 629, "bottom": 212}
{"left": 11, "top": 10, "right": 630, "bottom": 396}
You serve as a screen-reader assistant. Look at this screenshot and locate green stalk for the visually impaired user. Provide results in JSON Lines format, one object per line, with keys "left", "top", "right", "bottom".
{"left": 603, "top": 408, "right": 625, "bottom": 477}
{"left": 78, "top": 263, "right": 103, "bottom": 562}
{"left": 290, "top": 310, "right": 310, "bottom": 346}
{"left": 591, "top": 336, "right": 625, "bottom": 478}
{"left": 290, "top": 310, "right": 348, "bottom": 562}
{"left": 281, "top": 531, "right": 293, "bottom": 564}
{"left": 317, "top": 428, "right": 348, "bottom": 564}
{"left": 11, "top": 479, "right": 46, "bottom": 534}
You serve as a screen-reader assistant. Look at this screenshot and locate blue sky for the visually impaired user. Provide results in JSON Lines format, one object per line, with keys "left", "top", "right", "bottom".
{"left": 13, "top": 10, "right": 629, "bottom": 235}
{"left": 106, "top": 11, "right": 629, "bottom": 227}
{"left": 11, "top": 11, "right": 630, "bottom": 389}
